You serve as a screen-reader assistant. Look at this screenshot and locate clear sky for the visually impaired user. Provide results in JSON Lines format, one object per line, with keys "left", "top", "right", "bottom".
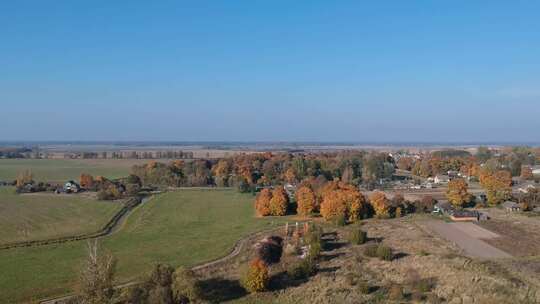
{"left": 1, "top": 1, "right": 539, "bottom": 143}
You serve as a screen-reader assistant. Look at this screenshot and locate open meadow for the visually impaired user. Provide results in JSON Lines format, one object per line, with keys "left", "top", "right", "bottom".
{"left": 0, "top": 159, "right": 152, "bottom": 183}
{"left": 0, "top": 189, "right": 291, "bottom": 303}
{"left": 0, "top": 187, "right": 122, "bottom": 245}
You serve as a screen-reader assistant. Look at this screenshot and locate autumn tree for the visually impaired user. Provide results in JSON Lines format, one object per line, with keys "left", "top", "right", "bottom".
{"left": 15, "top": 170, "right": 33, "bottom": 188}
{"left": 269, "top": 187, "right": 289, "bottom": 216}
{"left": 296, "top": 185, "right": 316, "bottom": 216}
{"left": 521, "top": 166, "right": 533, "bottom": 180}
{"left": 212, "top": 159, "right": 231, "bottom": 187}
{"left": 320, "top": 182, "right": 366, "bottom": 223}
{"left": 480, "top": 170, "right": 512, "bottom": 205}
{"left": 283, "top": 168, "right": 297, "bottom": 184}
{"left": 80, "top": 173, "right": 95, "bottom": 190}
{"left": 255, "top": 188, "right": 272, "bottom": 217}
{"left": 242, "top": 258, "right": 269, "bottom": 293}
{"left": 370, "top": 191, "right": 391, "bottom": 218}
{"left": 397, "top": 157, "right": 414, "bottom": 171}
{"left": 446, "top": 178, "right": 471, "bottom": 207}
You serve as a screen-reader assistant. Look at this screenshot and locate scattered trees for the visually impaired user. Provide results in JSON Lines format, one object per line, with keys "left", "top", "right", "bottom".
{"left": 320, "top": 182, "right": 366, "bottom": 223}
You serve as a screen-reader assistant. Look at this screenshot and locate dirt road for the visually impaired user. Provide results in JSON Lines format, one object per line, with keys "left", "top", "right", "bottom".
{"left": 426, "top": 221, "right": 511, "bottom": 259}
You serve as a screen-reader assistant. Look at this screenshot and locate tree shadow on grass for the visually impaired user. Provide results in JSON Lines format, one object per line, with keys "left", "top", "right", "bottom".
{"left": 320, "top": 252, "right": 346, "bottom": 261}
{"left": 268, "top": 271, "right": 310, "bottom": 291}
{"left": 198, "top": 277, "right": 246, "bottom": 303}
{"left": 324, "top": 241, "right": 348, "bottom": 251}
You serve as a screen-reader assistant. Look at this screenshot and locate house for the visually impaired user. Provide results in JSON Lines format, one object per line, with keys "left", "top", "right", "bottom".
{"left": 63, "top": 180, "right": 80, "bottom": 193}
{"left": 433, "top": 201, "right": 453, "bottom": 214}
{"left": 502, "top": 201, "right": 520, "bottom": 212}
{"left": 518, "top": 183, "right": 537, "bottom": 193}
{"left": 434, "top": 175, "right": 450, "bottom": 184}
{"left": 533, "top": 166, "right": 540, "bottom": 176}
{"left": 450, "top": 210, "right": 480, "bottom": 222}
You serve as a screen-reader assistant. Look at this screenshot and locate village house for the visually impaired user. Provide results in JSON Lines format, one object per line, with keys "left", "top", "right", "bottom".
{"left": 433, "top": 201, "right": 453, "bottom": 215}
{"left": 434, "top": 175, "right": 450, "bottom": 184}
{"left": 63, "top": 180, "right": 80, "bottom": 193}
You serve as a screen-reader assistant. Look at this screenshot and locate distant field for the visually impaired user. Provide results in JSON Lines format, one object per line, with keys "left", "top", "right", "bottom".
{"left": 0, "top": 159, "right": 152, "bottom": 182}
{"left": 0, "top": 187, "right": 123, "bottom": 244}
{"left": 0, "top": 189, "right": 290, "bottom": 303}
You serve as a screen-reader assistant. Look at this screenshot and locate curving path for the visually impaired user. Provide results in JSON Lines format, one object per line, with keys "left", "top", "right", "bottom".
{"left": 39, "top": 225, "right": 285, "bottom": 304}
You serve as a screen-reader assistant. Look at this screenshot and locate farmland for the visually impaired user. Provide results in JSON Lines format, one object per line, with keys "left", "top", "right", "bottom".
{"left": 0, "top": 159, "right": 151, "bottom": 183}
{"left": 0, "top": 189, "right": 291, "bottom": 303}
{"left": 0, "top": 187, "right": 123, "bottom": 245}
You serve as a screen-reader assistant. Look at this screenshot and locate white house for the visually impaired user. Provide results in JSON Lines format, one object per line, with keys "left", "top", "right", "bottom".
{"left": 434, "top": 175, "right": 450, "bottom": 184}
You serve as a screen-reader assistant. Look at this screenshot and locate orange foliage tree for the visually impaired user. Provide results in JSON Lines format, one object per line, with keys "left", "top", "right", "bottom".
{"left": 269, "top": 187, "right": 289, "bottom": 216}
{"left": 283, "top": 168, "right": 297, "bottom": 184}
{"left": 320, "top": 182, "right": 366, "bottom": 223}
{"left": 295, "top": 185, "right": 316, "bottom": 216}
{"left": 446, "top": 178, "right": 471, "bottom": 207}
{"left": 15, "top": 170, "right": 33, "bottom": 188}
{"left": 255, "top": 188, "right": 272, "bottom": 217}
{"left": 370, "top": 191, "right": 391, "bottom": 218}
{"left": 79, "top": 173, "right": 95, "bottom": 189}
{"left": 480, "top": 170, "right": 512, "bottom": 205}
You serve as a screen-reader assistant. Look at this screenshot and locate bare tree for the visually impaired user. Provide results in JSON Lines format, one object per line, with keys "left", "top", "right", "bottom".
{"left": 78, "top": 240, "right": 116, "bottom": 304}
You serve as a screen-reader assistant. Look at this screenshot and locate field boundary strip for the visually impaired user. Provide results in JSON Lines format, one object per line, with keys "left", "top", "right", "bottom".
{"left": 0, "top": 196, "right": 146, "bottom": 250}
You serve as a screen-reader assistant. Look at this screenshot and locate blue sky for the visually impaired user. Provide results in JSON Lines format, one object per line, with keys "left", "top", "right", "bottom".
{"left": 1, "top": 1, "right": 539, "bottom": 142}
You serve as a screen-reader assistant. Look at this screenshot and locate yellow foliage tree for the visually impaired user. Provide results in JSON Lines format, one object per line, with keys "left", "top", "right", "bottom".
{"left": 283, "top": 168, "right": 297, "bottom": 184}
{"left": 269, "top": 187, "right": 289, "bottom": 216}
{"left": 15, "top": 170, "right": 33, "bottom": 188}
{"left": 446, "top": 178, "right": 471, "bottom": 207}
{"left": 241, "top": 258, "right": 269, "bottom": 293}
{"left": 370, "top": 191, "right": 390, "bottom": 218}
{"left": 480, "top": 170, "right": 512, "bottom": 205}
{"left": 255, "top": 188, "right": 272, "bottom": 217}
{"left": 80, "top": 173, "right": 95, "bottom": 189}
{"left": 296, "top": 185, "right": 316, "bottom": 216}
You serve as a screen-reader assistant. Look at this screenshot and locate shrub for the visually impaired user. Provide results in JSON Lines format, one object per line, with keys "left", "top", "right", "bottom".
{"left": 334, "top": 214, "right": 347, "bottom": 226}
{"left": 257, "top": 237, "right": 283, "bottom": 265}
{"left": 308, "top": 241, "right": 322, "bottom": 258}
{"left": 376, "top": 245, "right": 393, "bottom": 261}
{"left": 287, "top": 258, "right": 316, "bottom": 280}
{"left": 349, "top": 229, "right": 367, "bottom": 245}
{"left": 172, "top": 267, "right": 201, "bottom": 304}
{"left": 363, "top": 244, "right": 379, "bottom": 257}
{"left": 242, "top": 258, "right": 269, "bottom": 293}
{"left": 303, "top": 225, "right": 324, "bottom": 259}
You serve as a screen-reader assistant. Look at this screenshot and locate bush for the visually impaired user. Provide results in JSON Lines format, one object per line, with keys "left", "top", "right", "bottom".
{"left": 349, "top": 229, "right": 367, "bottom": 245}
{"left": 257, "top": 237, "right": 283, "bottom": 265}
{"left": 242, "top": 258, "right": 269, "bottom": 293}
{"left": 333, "top": 214, "right": 347, "bottom": 226}
{"left": 172, "top": 267, "right": 201, "bottom": 304}
{"left": 287, "top": 258, "right": 316, "bottom": 280}
{"left": 363, "top": 244, "right": 379, "bottom": 258}
{"left": 376, "top": 245, "right": 393, "bottom": 261}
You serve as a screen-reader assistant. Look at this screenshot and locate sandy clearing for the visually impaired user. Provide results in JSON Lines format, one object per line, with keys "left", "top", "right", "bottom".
{"left": 426, "top": 220, "right": 511, "bottom": 258}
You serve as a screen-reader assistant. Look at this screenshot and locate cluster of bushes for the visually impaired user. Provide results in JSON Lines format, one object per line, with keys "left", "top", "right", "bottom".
{"left": 363, "top": 244, "right": 393, "bottom": 261}
{"left": 256, "top": 236, "right": 283, "bottom": 265}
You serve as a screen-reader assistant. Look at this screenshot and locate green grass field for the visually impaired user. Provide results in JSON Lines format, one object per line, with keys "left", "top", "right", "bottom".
{"left": 0, "top": 189, "right": 290, "bottom": 303}
{"left": 0, "top": 159, "right": 150, "bottom": 183}
{"left": 0, "top": 187, "right": 123, "bottom": 245}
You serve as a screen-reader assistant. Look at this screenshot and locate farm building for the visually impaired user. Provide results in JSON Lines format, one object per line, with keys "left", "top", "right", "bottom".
{"left": 450, "top": 210, "right": 480, "bottom": 222}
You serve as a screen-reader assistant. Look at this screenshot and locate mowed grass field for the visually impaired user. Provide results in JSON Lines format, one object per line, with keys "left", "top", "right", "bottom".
{"left": 0, "top": 189, "right": 290, "bottom": 303}
{"left": 0, "top": 187, "right": 123, "bottom": 244}
{"left": 0, "top": 159, "right": 151, "bottom": 183}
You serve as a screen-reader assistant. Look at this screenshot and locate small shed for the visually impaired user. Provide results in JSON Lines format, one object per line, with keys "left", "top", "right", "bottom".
{"left": 502, "top": 201, "right": 520, "bottom": 212}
